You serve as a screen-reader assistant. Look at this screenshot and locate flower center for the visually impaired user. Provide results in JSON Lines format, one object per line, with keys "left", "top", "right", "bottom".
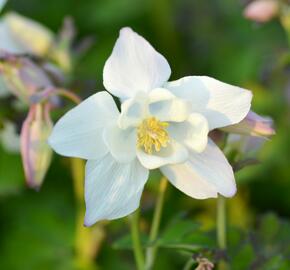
{"left": 137, "top": 117, "right": 170, "bottom": 154}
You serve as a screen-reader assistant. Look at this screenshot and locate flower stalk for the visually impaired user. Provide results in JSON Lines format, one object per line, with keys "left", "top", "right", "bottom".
{"left": 217, "top": 195, "right": 227, "bottom": 270}
{"left": 31, "top": 87, "right": 81, "bottom": 105}
{"left": 145, "top": 176, "right": 168, "bottom": 270}
{"left": 130, "top": 209, "right": 145, "bottom": 270}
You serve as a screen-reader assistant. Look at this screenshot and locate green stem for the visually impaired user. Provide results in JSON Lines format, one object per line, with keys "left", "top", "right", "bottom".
{"left": 145, "top": 177, "right": 168, "bottom": 270}
{"left": 53, "top": 88, "right": 82, "bottom": 104}
{"left": 217, "top": 195, "right": 226, "bottom": 249}
{"left": 183, "top": 258, "right": 195, "bottom": 270}
{"left": 130, "top": 209, "right": 145, "bottom": 270}
{"left": 217, "top": 195, "right": 227, "bottom": 270}
{"left": 34, "top": 88, "right": 81, "bottom": 105}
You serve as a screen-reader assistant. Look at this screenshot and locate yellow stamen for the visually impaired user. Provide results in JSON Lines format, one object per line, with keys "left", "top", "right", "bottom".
{"left": 137, "top": 117, "right": 170, "bottom": 154}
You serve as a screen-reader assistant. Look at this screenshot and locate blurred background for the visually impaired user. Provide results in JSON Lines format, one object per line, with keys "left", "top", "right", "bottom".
{"left": 0, "top": 0, "right": 290, "bottom": 269}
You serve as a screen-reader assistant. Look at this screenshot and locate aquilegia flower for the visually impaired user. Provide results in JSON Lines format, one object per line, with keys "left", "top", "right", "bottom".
{"left": 48, "top": 28, "right": 252, "bottom": 226}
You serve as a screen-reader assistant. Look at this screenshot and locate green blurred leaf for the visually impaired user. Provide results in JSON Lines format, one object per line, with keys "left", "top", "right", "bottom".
{"left": 231, "top": 244, "right": 255, "bottom": 270}
{"left": 156, "top": 218, "right": 215, "bottom": 251}
{"left": 259, "top": 213, "right": 280, "bottom": 243}
{"left": 0, "top": 146, "right": 24, "bottom": 195}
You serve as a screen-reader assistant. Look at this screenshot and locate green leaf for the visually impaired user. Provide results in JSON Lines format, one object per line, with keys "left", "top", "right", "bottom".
{"left": 259, "top": 213, "right": 280, "bottom": 244}
{"left": 156, "top": 218, "right": 215, "bottom": 251}
{"left": 112, "top": 233, "right": 148, "bottom": 250}
{"left": 231, "top": 244, "right": 255, "bottom": 270}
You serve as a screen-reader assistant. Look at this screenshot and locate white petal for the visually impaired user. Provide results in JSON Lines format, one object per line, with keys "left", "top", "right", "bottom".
{"left": 137, "top": 140, "right": 188, "bottom": 170}
{"left": 166, "top": 76, "right": 252, "bottom": 130}
{"left": 161, "top": 165, "right": 217, "bottom": 199}
{"left": 103, "top": 125, "right": 137, "bottom": 163}
{"left": 118, "top": 92, "right": 149, "bottom": 129}
{"left": 148, "top": 88, "right": 191, "bottom": 122}
{"left": 49, "top": 91, "right": 119, "bottom": 160}
{"left": 169, "top": 113, "right": 209, "bottom": 153}
{"left": 0, "top": 21, "right": 24, "bottom": 53}
{"left": 84, "top": 155, "right": 149, "bottom": 225}
{"left": 161, "top": 139, "right": 236, "bottom": 198}
{"left": 103, "top": 27, "right": 171, "bottom": 99}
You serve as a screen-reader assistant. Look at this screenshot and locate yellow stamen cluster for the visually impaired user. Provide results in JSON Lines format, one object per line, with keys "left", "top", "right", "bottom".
{"left": 137, "top": 117, "right": 170, "bottom": 154}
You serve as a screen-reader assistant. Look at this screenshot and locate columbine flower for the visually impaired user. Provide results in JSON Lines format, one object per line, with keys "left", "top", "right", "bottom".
{"left": 49, "top": 28, "right": 252, "bottom": 226}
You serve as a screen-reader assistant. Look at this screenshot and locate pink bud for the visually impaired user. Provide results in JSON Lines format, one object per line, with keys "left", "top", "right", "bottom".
{"left": 222, "top": 111, "right": 275, "bottom": 137}
{"left": 20, "top": 103, "right": 53, "bottom": 190}
{"left": 244, "top": 0, "right": 279, "bottom": 23}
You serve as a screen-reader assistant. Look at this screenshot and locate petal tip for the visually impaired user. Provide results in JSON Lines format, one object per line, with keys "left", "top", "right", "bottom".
{"left": 222, "top": 185, "right": 237, "bottom": 198}
{"left": 84, "top": 215, "right": 94, "bottom": 227}
{"left": 120, "top": 26, "right": 134, "bottom": 35}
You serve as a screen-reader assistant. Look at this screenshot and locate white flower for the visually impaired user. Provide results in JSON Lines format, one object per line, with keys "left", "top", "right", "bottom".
{"left": 48, "top": 28, "right": 252, "bottom": 226}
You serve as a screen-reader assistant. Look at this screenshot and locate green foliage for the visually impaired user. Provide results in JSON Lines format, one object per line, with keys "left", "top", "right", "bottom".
{"left": 0, "top": 146, "right": 23, "bottom": 195}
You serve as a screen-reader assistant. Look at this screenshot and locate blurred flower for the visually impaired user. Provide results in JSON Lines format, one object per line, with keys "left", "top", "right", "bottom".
{"left": 20, "top": 103, "right": 53, "bottom": 190}
{"left": 222, "top": 111, "right": 275, "bottom": 138}
{"left": 49, "top": 16, "right": 75, "bottom": 73}
{"left": 0, "top": 55, "right": 53, "bottom": 102}
{"left": 195, "top": 258, "right": 214, "bottom": 270}
{"left": 49, "top": 27, "right": 252, "bottom": 226}
{"left": 0, "top": 12, "right": 54, "bottom": 56}
{"left": 224, "top": 113, "right": 274, "bottom": 170}
{"left": 0, "top": 12, "right": 73, "bottom": 72}
{"left": 226, "top": 134, "right": 266, "bottom": 156}
{"left": 243, "top": 0, "right": 279, "bottom": 23}
{"left": 0, "top": 120, "right": 20, "bottom": 153}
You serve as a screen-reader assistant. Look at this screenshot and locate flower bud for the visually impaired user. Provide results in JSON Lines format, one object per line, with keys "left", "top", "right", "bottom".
{"left": 2, "top": 12, "right": 54, "bottom": 56}
{"left": 243, "top": 0, "right": 279, "bottom": 23}
{"left": 20, "top": 103, "right": 53, "bottom": 190}
{"left": 222, "top": 111, "right": 275, "bottom": 138}
{"left": 0, "top": 56, "right": 53, "bottom": 102}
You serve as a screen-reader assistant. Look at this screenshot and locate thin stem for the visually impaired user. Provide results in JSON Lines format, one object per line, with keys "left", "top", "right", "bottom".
{"left": 217, "top": 195, "right": 227, "bottom": 270}
{"left": 53, "top": 88, "right": 82, "bottom": 104}
{"left": 217, "top": 195, "right": 226, "bottom": 249}
{"left": 130, "top": 209, "right": 145, "bottom": 270}
{"left": 31, "top": 87, "right": 81, "bottom": 105}
{"left": 145, "top": 177, "right": 168, "bottom": 270}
